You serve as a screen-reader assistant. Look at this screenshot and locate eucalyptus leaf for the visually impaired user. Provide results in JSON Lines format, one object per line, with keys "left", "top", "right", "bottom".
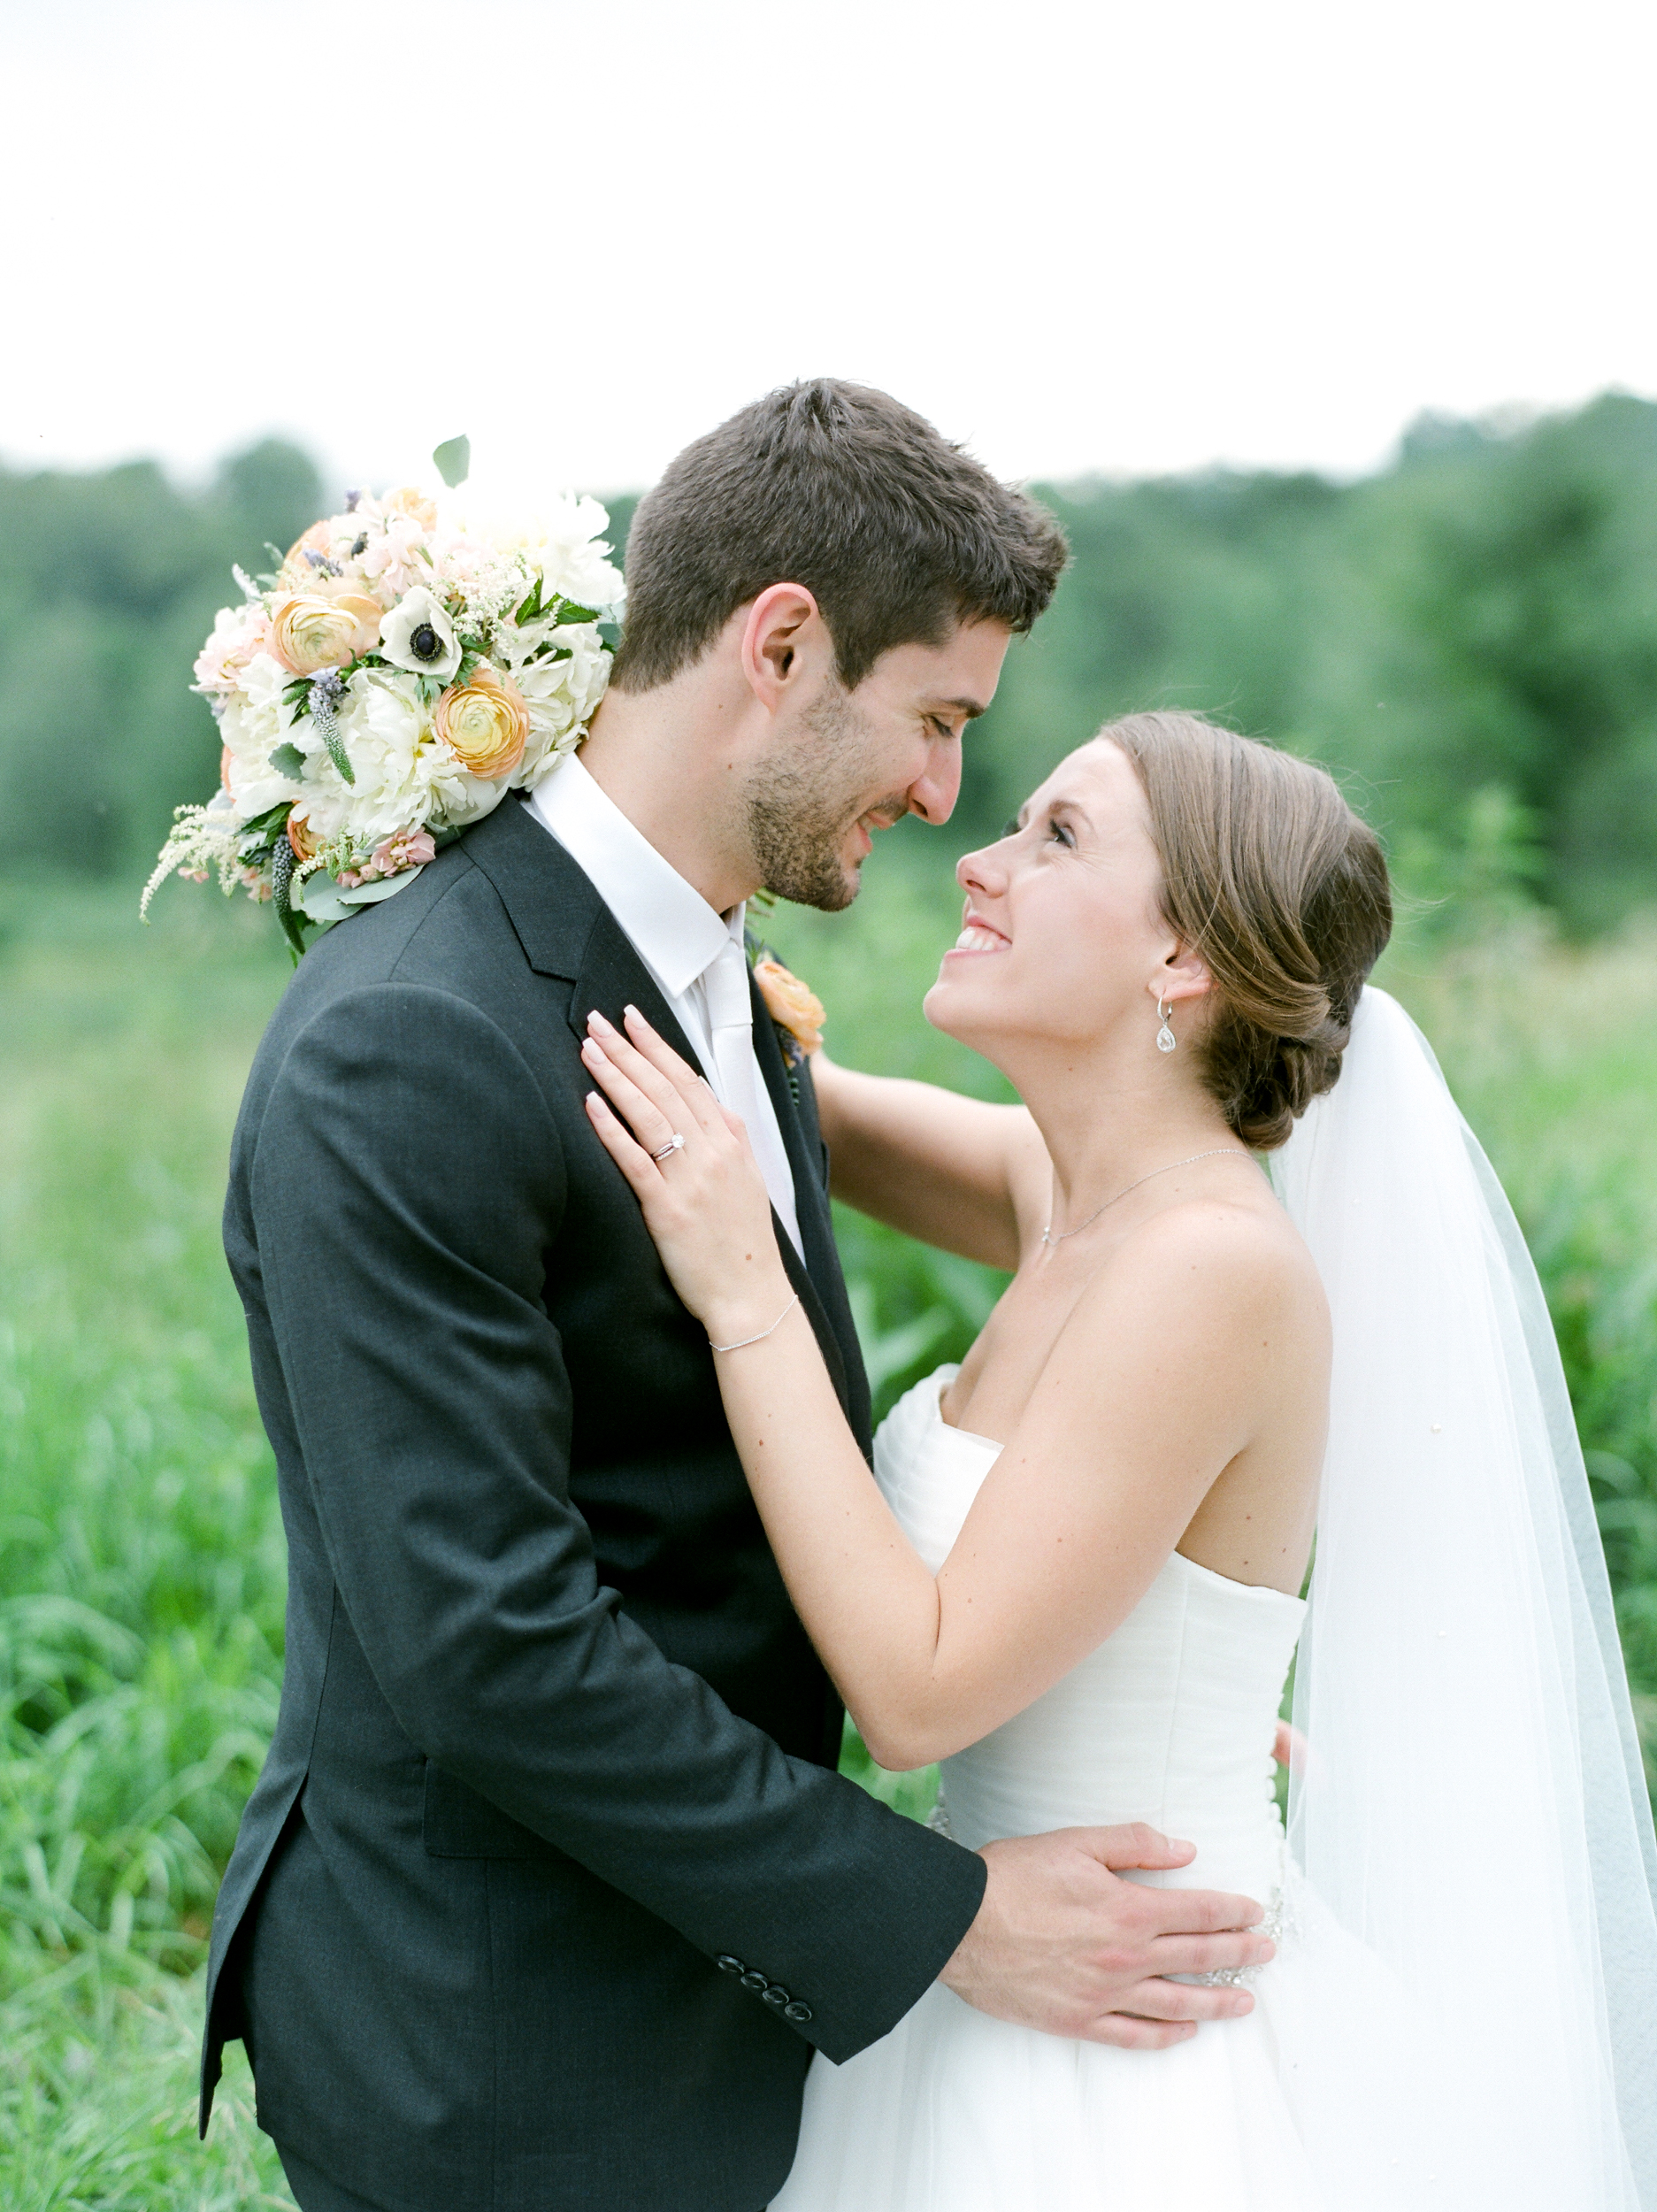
{"left": 294, "top": 864, "right": 430, "bottom": 924}
{"left": 268, "top": 743, "right": 306, "bottom": 779}
{"left": 291, "top": 872, "right": 354, "bottom": 923}
{"left": 335, "top": 868, "right": 426, "bottom": 909}
{"left": 433, "top": 435, "right": 471, "bottom": 488}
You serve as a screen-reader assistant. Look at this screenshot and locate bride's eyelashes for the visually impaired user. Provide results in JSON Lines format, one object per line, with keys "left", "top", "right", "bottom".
{"left": 999, "top": 808, "right": 1075, "bottom": 849}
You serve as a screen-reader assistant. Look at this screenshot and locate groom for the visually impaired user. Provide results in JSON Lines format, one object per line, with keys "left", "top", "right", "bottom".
{"left": 202, "top": 380, "right": 1273, "bottom": 2212}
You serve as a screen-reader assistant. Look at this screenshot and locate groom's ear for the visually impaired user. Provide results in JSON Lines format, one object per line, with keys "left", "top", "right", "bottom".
{"left": 740, "top": 582, "right": 830, "bottom": 710}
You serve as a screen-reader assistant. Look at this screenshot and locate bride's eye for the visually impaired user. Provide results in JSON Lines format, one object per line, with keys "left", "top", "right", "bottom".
{"left": 1047, "top": 818, "right": 1075, "bottom": 848}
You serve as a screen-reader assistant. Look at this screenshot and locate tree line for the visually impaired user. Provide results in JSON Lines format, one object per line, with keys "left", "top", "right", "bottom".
{"left": 4, "top": 394, "right": 1653, "bottom": 932}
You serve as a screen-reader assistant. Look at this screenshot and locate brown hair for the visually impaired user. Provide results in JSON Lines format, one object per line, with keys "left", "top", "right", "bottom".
{"left": 1106, "top": 710, "right": 1393, "bottom": 1150}
{"left": 609, "top": 380, "right": 1069, "bottom": 695}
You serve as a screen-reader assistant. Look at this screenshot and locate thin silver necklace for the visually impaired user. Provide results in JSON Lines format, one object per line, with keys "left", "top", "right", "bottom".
{"left": 1041, "top": 1148, "right": 1250, "bottom": 1248}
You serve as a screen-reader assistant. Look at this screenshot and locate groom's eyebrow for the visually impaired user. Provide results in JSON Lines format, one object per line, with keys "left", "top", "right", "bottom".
{"left": 934, "top": 695, "right": 989, "bottom": 721}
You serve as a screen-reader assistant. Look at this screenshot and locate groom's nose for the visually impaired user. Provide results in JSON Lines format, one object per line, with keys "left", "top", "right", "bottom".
{"left": 907, "top": 733, "right": 963, "bottom": 826}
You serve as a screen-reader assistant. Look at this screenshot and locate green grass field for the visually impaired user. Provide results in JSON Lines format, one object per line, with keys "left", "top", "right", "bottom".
{"left": 2, "top": 854, "right": 1653, "bottom": 2206}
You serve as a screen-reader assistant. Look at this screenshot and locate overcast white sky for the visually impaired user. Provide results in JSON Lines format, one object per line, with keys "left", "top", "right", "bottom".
{"left": 5, "top": 0, "right": 1655, "bottom": 504}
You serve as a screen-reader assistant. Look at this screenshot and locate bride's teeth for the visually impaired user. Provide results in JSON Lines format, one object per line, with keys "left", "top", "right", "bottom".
{"left": 955, "top": 925, "right": 1005, "bottom": 953}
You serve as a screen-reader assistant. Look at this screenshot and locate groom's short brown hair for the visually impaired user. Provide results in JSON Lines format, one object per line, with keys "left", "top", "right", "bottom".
{"left": 608, "top": 380, "right": 1068, "bottom": 694}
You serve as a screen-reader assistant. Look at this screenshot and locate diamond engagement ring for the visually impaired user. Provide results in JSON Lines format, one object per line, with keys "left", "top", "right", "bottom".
{"left": 650, "top": 1133, "right": 687, "bottom": 1162}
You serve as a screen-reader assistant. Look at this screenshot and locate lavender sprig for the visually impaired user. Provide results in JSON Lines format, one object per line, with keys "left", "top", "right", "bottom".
{"left": 270, "top": 833, "right": 306, "bottom": 963}
{"left": 309, "top": 671, "right": 356, "bottom": 785}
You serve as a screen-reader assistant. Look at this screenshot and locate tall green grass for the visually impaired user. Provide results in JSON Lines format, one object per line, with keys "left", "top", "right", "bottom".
{"left": 1, "top": 887, "right": 294, "bottom": 2204}
{"left": 1, "top": 858, "right": 1653, "bottom": 2203}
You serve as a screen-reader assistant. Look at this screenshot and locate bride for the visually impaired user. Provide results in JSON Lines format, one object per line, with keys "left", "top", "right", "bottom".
{"left": 580, "top": 710, "right": 1657, "bottom": 2209}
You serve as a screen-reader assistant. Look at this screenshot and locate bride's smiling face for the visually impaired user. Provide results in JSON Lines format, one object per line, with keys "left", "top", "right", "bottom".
{"left": 924, "top": 738, "right": 1188, "bottom": 1058}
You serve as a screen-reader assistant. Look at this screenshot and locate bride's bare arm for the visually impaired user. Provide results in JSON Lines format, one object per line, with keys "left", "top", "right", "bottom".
{"left": 812, "top": 1054, "right": 1047, "bottom": 1271}
{"left": 583, "top": 1009, "right": 1320, "bottom": 1772}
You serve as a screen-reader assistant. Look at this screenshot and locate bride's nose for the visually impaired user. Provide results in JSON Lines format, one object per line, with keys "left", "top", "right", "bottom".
{"left": 956, "top": 842, "right": 1006, "bottom": 897}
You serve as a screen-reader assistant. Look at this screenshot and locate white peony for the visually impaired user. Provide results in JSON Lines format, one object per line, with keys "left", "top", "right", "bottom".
{"left": 439, "top": 488, "right": 624, "bottom": 616}
{"left": 377, "top": 587, "right": 463, "bottom": 680}
{"left": 218, "top": 653, "right": 301, "bottom": 819}
{"left": 295, "top": 674, "right": 438, "bottom": 850}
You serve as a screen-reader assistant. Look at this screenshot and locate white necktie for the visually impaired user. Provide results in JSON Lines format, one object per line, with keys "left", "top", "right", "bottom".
{"left": 701, "top": 933, "right": 802, "bottom": 1256}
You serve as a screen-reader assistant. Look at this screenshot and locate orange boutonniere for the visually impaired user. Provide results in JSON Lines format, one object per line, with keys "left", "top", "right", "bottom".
{"left": 752, "top": 954, "right": 825, "bottom": 1079}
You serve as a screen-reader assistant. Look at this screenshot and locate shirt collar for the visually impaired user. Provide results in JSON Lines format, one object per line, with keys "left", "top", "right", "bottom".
{"left": 525, "top": 754, "right": 741, "bottom": 997}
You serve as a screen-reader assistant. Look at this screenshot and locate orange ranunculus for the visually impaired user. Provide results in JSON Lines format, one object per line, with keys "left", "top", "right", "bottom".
{"left": 434, "top": 664, "right": 529, "bottom": 780}
{"left": 383, "top": 486, "right": 438, "bottom": 531}
{"left": 269, "top": 593, "right": 380, "bottom": 675}
{"left": 330, "top": 592, "right": 382, "bottom": 649}
{"left": 754, "top": 956, "right": 825, "bottom": 1056}
{"left": 286, "top": 809, "right": 322, "bottom": 862}
{"left": 220, "top": 746, "right": 234, "bottom": 794}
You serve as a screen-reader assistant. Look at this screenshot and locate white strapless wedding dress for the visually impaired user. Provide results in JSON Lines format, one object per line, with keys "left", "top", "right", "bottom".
{"left": 772, "top": 1366, "right": 1385, "bottom": 2212}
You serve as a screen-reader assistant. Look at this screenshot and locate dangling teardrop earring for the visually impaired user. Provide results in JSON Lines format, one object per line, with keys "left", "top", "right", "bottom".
{"left": 1155, "top": 995, "right": 1178, "bottom": 1054}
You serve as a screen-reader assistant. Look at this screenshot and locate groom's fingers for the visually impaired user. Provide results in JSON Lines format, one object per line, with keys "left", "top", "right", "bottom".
{"left": 1070, "top": 1821, "right": 1195, "bottom": 1872}
{"left": 1096, "top": 1978, "right": 1255, "bottom": 2027}
{"left": 1143, "top": 1888, "right": 1264, "bottom": 1935}
{"left": 1148, "top": 1930, "right": 1275, "bottom": 1979}
{"left": 1077, "top": 2016, "right": 1197, "bottom": 2052}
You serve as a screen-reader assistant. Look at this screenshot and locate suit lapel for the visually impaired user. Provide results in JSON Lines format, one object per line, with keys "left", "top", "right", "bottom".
{"left": 570, "top": 925, "right": 856, "bottom": 1429}
{"left": 564, "top": 900, "right": 703, "bottom": 1073}
{"left": 751, "top": 982, "right": 871, "bottom": 1451}
{"left": 467, "top": 802, "right": 863, "bottom": 1432}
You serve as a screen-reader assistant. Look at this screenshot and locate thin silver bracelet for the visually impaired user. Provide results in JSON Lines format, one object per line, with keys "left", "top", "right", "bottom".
{"left": 708, "top": 1292, "right": 801, "bottom": 1354}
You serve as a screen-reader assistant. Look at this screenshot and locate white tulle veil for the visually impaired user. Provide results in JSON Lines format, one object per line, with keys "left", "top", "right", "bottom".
{"left": 1270, "top": 986, "right": 1657, "bottom": 2208}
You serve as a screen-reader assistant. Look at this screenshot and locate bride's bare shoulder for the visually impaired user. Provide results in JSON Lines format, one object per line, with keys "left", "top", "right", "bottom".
{"left": 1083, "top": 1180, "right": 1327, "bottom": 1349}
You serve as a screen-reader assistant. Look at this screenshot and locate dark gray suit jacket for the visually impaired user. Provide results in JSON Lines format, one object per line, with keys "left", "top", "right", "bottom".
{"left": 200, "top": 795, "right": 986, "bottom": 2211}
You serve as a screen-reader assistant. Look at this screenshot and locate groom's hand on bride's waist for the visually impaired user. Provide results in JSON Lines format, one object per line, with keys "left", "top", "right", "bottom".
{"left": 937, "top": 1824, "right": 1272, "bottom": 2049}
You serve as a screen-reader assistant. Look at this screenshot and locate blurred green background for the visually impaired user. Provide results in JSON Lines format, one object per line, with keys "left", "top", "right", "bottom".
{"left": 2, "top": 403, "right": 1654, "bottom": 2202}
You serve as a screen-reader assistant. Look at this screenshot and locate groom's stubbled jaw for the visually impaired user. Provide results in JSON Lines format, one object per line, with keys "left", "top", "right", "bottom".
{"left": 743, "top": 685, "right": 911, "bottom": 911}
{"left": 748, "top": 786, "right": 913, "bottom": 912}
{"left": 742, "top": 618, "right": 1009, "bottom": 910}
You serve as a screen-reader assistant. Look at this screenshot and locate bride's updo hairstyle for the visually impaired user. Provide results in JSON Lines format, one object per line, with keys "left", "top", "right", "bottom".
{"left": 1107, "top": 711, "right": 1392, "bottom": 1150}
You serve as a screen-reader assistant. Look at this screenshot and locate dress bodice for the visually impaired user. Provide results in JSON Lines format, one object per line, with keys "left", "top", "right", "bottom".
{"left": 874, "top": 1367, "right": 1306, "bottom": 1902}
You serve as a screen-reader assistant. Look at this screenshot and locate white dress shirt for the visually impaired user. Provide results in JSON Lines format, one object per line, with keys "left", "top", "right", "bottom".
{"left": 526, "top": 757, "right": 803, "bottom": 1256}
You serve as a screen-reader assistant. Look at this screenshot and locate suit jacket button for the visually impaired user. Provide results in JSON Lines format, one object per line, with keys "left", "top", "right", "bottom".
{"left": 762, "top": 1985, "right": 789, "bottom": 2008}
{"left": 717, "top": 1955, "right": 746, "bottom": 1977}
{"left": 783, "top": 2001, "right": 814, "bottom": 2023}
{"left": 740, "top": 1970, "right": 769, "bottom": 1992}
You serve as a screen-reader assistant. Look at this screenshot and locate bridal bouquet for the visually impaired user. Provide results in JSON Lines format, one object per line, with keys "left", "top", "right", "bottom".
{"left": 144, "top": 449, "right": 623, "bottom": 956}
